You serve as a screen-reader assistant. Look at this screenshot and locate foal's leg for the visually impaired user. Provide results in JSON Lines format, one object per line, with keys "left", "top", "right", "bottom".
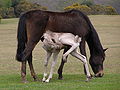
{"left": 70, "top": 49, "right": 91, "bottom": 81}
{"left": 58, "top": 47, "right": 70, "bottom": 79}
{"left": 42, "top": 52, "right": 52, "bottom": 82}
{"left": 21, "top": 61, "right": 27, "bottom": 83}
{"left": 28, "top": 53, "right": 38, "bottom": 81}
{"left": 59, "top": 38, "right": 80, "bottom": 61}
{"left": 45, "top": 51, "right": 59, "bottom": 83}
{"left": 62, "top": 43, "right": 79, "bottom": 61}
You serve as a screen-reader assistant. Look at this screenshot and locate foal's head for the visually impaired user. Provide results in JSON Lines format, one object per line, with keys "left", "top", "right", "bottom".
{"left": 89, "top": 48, "right": 108, "bottom": 77}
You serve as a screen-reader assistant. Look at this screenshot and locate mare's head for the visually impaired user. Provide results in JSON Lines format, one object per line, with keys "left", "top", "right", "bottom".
{"left": 89, "top": 48, "right": 108, "bottom": 77}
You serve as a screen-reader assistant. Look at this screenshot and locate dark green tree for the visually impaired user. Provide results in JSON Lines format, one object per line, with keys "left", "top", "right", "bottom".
{"left": 0, "top": 0, "right": 12, "bottom": 8}
{"left": 11, "top": 0, "right": 20, "bottom": 7}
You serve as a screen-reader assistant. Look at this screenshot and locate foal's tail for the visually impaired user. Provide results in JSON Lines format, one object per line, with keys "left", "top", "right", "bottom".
{"left": 16, "top": 14, "right": 27, "bottom": 62}
{"left": 74, "top": 35, "right": 81, "bottom": 43}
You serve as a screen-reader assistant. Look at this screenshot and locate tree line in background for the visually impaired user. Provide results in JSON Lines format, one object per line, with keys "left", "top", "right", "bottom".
{"left": 0, "top": 0, "right": 118, "bottom": 20}
{"left": 0, "top": 0, "right": 47, "bottom": 19}
{"left": 64, "top": 2, "right": 118, "bottom": 15}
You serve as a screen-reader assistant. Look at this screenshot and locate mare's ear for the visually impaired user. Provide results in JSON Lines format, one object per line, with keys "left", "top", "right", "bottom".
{"left": 103, "top": 48, "right": 108, "bottom": 52}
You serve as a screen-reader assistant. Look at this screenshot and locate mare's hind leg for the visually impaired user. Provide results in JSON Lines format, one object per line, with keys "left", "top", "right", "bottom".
{"left": 22, "top": 41, "right": 38, "bottom": 61}
{"left": 21, "top": 14, "right": 48, "bottom": 61}
{"left": 58, "top": 47, "right": 70, "bottom": 79}
{"left": 28, "top": 53, "right": 38, "bottom": 81}
{"left": 21, "top": 61, "right": 27, "bottom": 83}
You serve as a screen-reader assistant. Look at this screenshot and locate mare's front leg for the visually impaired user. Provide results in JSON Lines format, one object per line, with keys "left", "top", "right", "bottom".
{"left": 42, "top": 52, "right": 52, "bottom": 82}
{"left": 28, "top": 53, "right": 38, "bottom": 81}
{"left": 21, "top": 61, "right": 27, "bottom": 83}
{"left": 45, "top": 51, "right": 59, "bottom": 83}
{"left": 58, "top": 47, "right": 70, "bottom": 79}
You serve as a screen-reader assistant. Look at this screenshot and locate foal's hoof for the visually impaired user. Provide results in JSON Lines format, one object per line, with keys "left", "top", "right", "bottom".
{"left": 42, "top": 78, "right": 46, "bottom": 82}
{"left": 34, "top": 77, "right": 40, "bottom": 82}
{"left": 85, "top": 76, "right": 92, "bottom": 82}
{"left": 45, "top": 79, "right": 50, "bottom": 83}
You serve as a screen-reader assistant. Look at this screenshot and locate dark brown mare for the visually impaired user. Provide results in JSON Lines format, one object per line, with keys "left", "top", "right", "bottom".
{"left": 16, "top": 9, "right": 107, "bottom": 83}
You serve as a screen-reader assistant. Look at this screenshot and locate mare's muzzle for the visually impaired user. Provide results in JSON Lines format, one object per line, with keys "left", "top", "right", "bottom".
{"left": 94, "top": 70, "right": 104, "bottom": 77}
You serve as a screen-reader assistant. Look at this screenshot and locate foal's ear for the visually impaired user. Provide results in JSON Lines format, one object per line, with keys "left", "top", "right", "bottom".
{"left": 103, "top": 48, "right": 108, "bottom": 52}
{"left": 41, "top": 36, "right": 44, "bottom": 42}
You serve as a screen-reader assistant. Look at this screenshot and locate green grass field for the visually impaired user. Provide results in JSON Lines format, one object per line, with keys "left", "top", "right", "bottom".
{"left": 0, "top": 15, "right": 120, "bottom": 90}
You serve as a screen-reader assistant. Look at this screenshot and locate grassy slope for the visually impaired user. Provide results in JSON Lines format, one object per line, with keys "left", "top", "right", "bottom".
{"left": 0, "top": 15, "right": 120, "bottom": 89}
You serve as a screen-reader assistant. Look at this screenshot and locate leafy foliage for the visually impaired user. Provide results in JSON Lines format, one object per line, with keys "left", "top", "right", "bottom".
{"left": 0, "top": 7, "right": 15, "bottom": 18}
{"left": 0, "top": 0, "right": 12, "bottom": 8}
{"left": 81, "top": 0, "right": 94, "bottom": 6}
{"left": 15, "top": 0, "right": 47, "bottom": 17}
{"left": 90, "top": 4, "right": 118, "bottom": 15}
{"left": 0, "top": 0, "right": 118, "bottom": 18}
{"left": 0, "top": 0, "right": 47, "bottom": 18}
{"left": 105, "top": 6, "right": 118, "bottom": 15}
{"left": 64, "top": 3, "right": 118, "bottom": 15}
{"left": 64, "top": 3, "right": 92, "bottom": 15}
{"left": 11, "top": 0, "right": 21, "bottom": 7}
{"left": 28, "top": 0, "right": 119, "bottom": 14}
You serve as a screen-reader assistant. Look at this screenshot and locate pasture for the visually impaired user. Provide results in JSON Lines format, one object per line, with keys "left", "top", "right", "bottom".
{"left": 0, "top": 15, "right": 120, "bottom": 90}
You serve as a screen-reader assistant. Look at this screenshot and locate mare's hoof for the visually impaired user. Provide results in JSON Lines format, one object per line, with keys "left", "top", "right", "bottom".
{"left": 34, "top": 78, "right": 40, "bottom": 82}
{"left": 58, "top": 77, "right": 63, "bottom": 80}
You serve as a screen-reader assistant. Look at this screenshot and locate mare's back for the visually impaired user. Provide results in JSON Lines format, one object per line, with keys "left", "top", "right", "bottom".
{"left": 45, "top": 10, "right": 89, "bottom": 36}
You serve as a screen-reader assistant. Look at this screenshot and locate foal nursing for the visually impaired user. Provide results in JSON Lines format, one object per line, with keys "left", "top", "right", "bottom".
{"left": 41, "top": 31, "right": 91, "bottom": 82}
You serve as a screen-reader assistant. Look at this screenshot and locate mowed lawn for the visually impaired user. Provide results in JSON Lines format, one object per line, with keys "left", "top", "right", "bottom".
{"left": 0, "top": 15, "right": 120, "bottom": 90}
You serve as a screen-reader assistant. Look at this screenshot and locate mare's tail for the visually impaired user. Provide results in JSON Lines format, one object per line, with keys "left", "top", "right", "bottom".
{"left": 16, "top": 14, "right": 27, "bottom": 62}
